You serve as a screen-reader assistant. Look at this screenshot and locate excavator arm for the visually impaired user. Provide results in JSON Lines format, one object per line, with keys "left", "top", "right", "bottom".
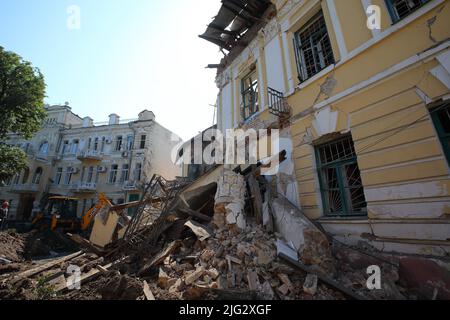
{"left": 80, "top": 193, "right": 112, "bottom": 231}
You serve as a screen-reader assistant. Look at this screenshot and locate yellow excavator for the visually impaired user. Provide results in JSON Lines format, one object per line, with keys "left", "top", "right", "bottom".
{"left": 32, "top": 193, "right": 112, "bottom": 233}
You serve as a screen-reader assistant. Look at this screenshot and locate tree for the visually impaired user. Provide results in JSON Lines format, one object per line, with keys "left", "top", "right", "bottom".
{"left": 0, "top": 46, "right": 46, "bottom": 184}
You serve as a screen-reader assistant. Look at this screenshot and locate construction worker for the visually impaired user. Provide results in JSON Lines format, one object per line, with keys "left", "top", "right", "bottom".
{"left": 0, "top": 201, "right": 9, "bottom": 230}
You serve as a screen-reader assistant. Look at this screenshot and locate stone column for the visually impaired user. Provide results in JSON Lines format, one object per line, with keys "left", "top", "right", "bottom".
{"left": 213, "top": 169, "right": 246, "bottom": 231}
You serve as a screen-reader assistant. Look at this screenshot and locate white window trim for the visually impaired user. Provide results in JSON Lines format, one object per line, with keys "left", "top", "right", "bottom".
{"left": 325, "top": 0, "right": 348, "bottom": 59}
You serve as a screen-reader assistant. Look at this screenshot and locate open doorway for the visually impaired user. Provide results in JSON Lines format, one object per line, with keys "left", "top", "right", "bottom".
{"left": 17, "top": 194, "right": 35, "bottom": 221}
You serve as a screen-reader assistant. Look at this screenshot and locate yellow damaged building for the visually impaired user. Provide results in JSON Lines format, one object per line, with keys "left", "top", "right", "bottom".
{"left": 201, "top": 0, "right": 450, "bottom": 256}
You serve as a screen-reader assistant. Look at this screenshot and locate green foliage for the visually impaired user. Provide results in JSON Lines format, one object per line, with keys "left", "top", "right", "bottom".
{"left": 0, "top": 46, "right": 47, "bottom": 182}
{"left": 0, "top": 46, "right": 47, "bottom": 140}
{"left": 0, "top": 144, "right": 27, "bottom": 184}
{"left": 35, "top": 276, "right": 57, "bottom": 300}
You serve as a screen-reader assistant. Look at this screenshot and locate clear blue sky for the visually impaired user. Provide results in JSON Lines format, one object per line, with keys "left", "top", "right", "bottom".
{"left": 0, "top": 0, "right": 223, "bottom": 140}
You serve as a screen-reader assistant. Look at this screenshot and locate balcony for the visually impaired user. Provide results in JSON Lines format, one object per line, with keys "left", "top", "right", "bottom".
{"left": 77, "top": 150, "right": 103, "bottom": 161}
{"left": 267, "top": 87, "right": 290, "bottom": 117}
{"left": 71, "top": 182, "right": 97, "bottom": 193}
{"left": 123, "top": 181, "right": 140, "bottom": 191}
{"left": 10, "top": 184, "right": 40, "bottom": 194}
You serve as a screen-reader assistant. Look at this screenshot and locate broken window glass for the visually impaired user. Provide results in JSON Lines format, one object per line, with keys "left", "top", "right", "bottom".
{"left": 241, "top": 70, "right": 259, "bottom": 121}
{"left": 293, "top": 11, "right": 335, "bottom": 82}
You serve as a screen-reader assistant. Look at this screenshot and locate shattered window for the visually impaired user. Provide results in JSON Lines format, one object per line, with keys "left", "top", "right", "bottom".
{"left": 315, "top": 135, "right": 367, "bottom": 216}
{"left": 241, "top": 70, "right": 259, "bottom": 121}
{"left": 430, "top": 102, "right": 450, "bottom": 166}
{"left": 294, "top": 11, "right": 335, "bottom": 83}
{"left": 386, "top": 0, "right": 431, "bottom": 22}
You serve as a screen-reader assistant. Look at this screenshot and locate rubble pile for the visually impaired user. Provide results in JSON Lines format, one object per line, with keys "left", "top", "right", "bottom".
{"left": 0, "top": 232, "right": 26, "bottom": 263}
{"left": 0, "top": 230, "right": 77, "bottom": 264}
{"left": 138, "top": 223, "right": 345, "bottom": 300}
{"left": 1, "top": 169, "right": 449, "bottom": 301}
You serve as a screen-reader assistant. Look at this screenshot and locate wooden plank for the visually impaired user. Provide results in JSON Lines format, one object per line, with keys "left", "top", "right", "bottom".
{"left": 178, "top": 208, "right": 212, "bottom": 222}
{"left": 138, "top": 240, "right": 182, "bottom": 276}
{"left": 96, "top": 265, "right": 108, "bottom": 273}
{"left": 11, "top": 251, "right": 84, "bottom": 283}
{"left": 278, "top": 252, "right": 365, "bottom": 300}
{"left": 55, "top": 256, "right": 128, "bottom": 293}
{"left": 248, "top": 173, "right": 263, "bottom": 225}
{"left": 247, "top": 271, "right": 260, "bottom": 291}
{"left": 67, "top": 233, "right": 104, "bottom": 255}
{"left": 143, "top": 280, "right": 156, "bottom": 300}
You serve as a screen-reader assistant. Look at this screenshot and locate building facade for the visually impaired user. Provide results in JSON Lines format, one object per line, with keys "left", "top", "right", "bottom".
{"left": 0, "top": 105, "right": 181, "bottom": 221}
{"left": 203, "top": 0, "right": 450, "bottom": 256}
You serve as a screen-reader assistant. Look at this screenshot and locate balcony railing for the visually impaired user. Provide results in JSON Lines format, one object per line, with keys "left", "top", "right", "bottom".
{"left": 268, "top": 87, "right": 290, "bottom": 116}
{"left": 123, "top": 181, "right": 139, "bottom": 191}
{"left": 77, "top": 150, "right": 103, "bottom": 161}
{"left": 71, "top": 182, "right": 97, "bottom": 193}
{"left": 10, "top": 184, "right": 40, "bottom": 193}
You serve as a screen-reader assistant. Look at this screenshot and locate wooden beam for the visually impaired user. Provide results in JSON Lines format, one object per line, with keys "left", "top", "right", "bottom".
{"left": 178, "top": 208, "right": 212, "bottom": 222}
{"left": 247, "top": 172, "right": 263, "bottom": 225}
{"left": 138, "top": 240, "right": 182, "bottom": 276}
{"left": 11, "top": 251, "right": 84, "bottom": 284}
{"left": 67, "top": 233, "right": 104, "bottom": 256}
{"left": 143, "top": 280, "right": 156, "bottom": 300}
{"left": 55, "top": 256, "right": 128, "bottom": 293}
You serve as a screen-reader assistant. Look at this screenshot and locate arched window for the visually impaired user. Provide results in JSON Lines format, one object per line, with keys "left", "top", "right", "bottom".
{"left": 39, "top": 141, "right": 49, "bottom": 155}
{"left": 22, "top": 168, "right": 30, "bottom": 184}
{"left": 32, "top": 167, "right": 43, "bottom": 185}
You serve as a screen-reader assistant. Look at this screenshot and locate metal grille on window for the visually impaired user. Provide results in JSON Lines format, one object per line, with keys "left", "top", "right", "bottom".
{"left": 316, "top": 135, "right": 367, "bottom": 216}
{"left": 294, "top": 11, "right": 335, "bottom": 82}
{"left": 241, "top": 70, "right": 259, "bottom": 121}
{"left": 388, "top": 0, "right": 431, "bottom": 21}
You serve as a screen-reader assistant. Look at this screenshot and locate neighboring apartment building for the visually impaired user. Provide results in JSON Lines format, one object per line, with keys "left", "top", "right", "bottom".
{"left": 201, "top": 0, "right": 450, "bottom": 256}
{"left": 0, "top": 105, "right": 181, "bottom": 221}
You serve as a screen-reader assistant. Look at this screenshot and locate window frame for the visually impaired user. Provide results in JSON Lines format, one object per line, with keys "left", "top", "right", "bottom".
{"left": 293, "top": 10, "right": 335, "bottom": 83}
{"left": 430, "top": 102, "right": 450, "bottom": 166}
{"left": 109, "top": 164, "right": 118, "bottom": 184}
{"left": 55, "top": 168, "right": 63, "bottom": 185}
{"left": 140, "top": 135, "right": 147, "bottom": 149}
{"left": 241, "top": 69, "right": 259, "bottom": 121}
{"left": 385, "top": 0, "right": 431, "bottom": 23}
{"left": 315, "top": 135, "right": 367, "bottom": 217}
{"left": 32, "top": 167, "right": 43, "bottom": 185}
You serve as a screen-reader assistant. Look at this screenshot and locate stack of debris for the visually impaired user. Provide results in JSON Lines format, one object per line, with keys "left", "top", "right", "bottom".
{"left": 2, "top": 168, "right": 449, "bottom": 300}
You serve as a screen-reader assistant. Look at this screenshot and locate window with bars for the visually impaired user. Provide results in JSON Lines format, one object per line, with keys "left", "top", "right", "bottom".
{"left": 385, "top": 0, "right": 431, "bottom": 22}
{"left": 241, "top": 70, "right": 259, "bottom": 121}
{"left": 430, "top": 102, "right": 450, "bottom": 166}
{"left": 293, "top": 11, "right": 335, "bottom": 83}
{"left": 315, "top": 135, "right": 367, "bottom": 216}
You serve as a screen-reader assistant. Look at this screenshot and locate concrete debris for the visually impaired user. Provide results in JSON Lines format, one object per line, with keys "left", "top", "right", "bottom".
{"left": 1, "top": 170, "right": 449, "bottom": 301}
{"left": 303, "top": 274, "right": 318, "bottom": 296}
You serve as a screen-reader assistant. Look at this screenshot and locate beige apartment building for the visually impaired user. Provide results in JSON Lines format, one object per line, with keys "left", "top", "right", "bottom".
{"left": 0, "top": 104, "right": 181, "bottom": 221}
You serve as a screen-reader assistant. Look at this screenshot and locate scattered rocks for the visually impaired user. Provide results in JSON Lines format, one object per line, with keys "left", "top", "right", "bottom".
{"left": 303, "top": 274, "right": 318, "bottom": 296}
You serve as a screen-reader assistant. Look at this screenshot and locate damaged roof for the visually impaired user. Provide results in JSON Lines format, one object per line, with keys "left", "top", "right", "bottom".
{"left": 199, "top": 0, "right": 272, "bottom": 52}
